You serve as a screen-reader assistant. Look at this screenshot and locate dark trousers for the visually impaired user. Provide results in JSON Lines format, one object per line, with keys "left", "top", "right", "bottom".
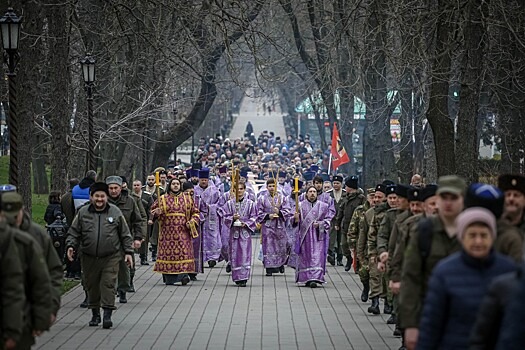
{"left": 81, "top": 252, "right": 121, "bottom": 309}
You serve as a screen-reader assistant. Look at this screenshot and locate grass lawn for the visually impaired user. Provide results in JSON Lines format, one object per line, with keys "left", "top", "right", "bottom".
{"left": 1, "top": 156, "right": 79, "bottom": 294}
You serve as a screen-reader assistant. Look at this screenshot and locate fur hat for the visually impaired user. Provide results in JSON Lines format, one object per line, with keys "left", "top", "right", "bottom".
{"left": 90, "top": 182, "right": 109, "bottom": 196}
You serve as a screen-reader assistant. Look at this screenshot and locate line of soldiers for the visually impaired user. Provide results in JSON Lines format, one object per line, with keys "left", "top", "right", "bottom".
{"left": 0, "top": 187, "right": 63, "bottom": 350}
{"left": 341, "top": 174, "right": 525, "bottom": 350}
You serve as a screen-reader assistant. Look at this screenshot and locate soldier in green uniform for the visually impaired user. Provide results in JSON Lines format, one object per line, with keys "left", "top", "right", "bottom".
{"left": 334, "top": 176, "right": 365, "bottom": 271}
{"left": 351, "top": 187, "right": 375, "bottom": 302}
{"left": 327, "top": 175, "right": 346, "bottom": 266}
{"left": 0, "top": 190, "right": 63, "bottom": 323}
{"left": 1, "top": 194, "right": 53, "bottom": 349}
{"left": 367, "top": 184, "right": 397, "bottom": 315}
{"left": 106, "top": 176, "right": 144, "bottom": 303}
{"left": 132, "top": 179, "right": 153, "bottom": 265}
{"left": 399, "top": 176, "right": 465, "bottom": 350}
{"left": 66, "top": 182, "right": 134, "bottom": 329}
{"left": 0, "top": 219, "right": 25, "bottom": 350}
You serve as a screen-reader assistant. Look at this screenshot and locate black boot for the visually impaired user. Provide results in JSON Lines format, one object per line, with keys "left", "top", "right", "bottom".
{"left": 208, "top": 260, "right": 217, "bottom": 268}
{"left": 384, "top": 301, "right": 393, "bottom": 314}
{"left": 367, "top": 297, "right": 380, "bottom": 315}
{"left": 336, "top": 253, "right": 343, "bottom": 266}
{"left": 102, "top": 308, "right": 113, "bottom": 329}
{"left": 226, "top": 263, "right": 232, "bottom": 273}
{"left": 140, "top": 254, "right": 149, "bottom": 265}
{"left": 118, "top": 291, "right": 127, "bottom": 304}
{"left": 344, "top": 256, "right": 353, "bottom": 272}
{"left": 265, "top": 268, "right": 273, "bottom": 276}
{"left": 80, "top": 291, "right": 88, "bottom": 308}
{"left": 393, "top": 326, "right": 402, "bottom": 337}
{"left": 129, "top": 270, "right": 135, "bottom": 293}
{"left": 151, "top": 245, "right": 157, "bottom": 262}
{"left": 88, "top": 308, "right": 101, "bottom": 326}
{"left": 361, "top": 281, "right": 370, "bottom": 302}
{"left": 387, "top": 314, "right": 397, "bottom": 324}
{"left": 327, "top": 251, "right": 335, "bottom": 266}
{"left": 279, "top": 265, "right": 285, "bottom": 273}
{"left": 189, "top": 273, "right": 197, "bottom": 281}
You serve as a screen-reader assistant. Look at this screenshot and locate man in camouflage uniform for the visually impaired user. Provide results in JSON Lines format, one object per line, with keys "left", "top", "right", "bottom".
{"left": 132, "top": 179, "right": 153, "bottom": 265}
{"left": 334, "top": 176, "right": 365, "bottom": 271}
{"left": 106, "top": 176, "right": 144, "bottom": 303}
{"left": 399, "top": 176, "right": 465, "bottom": 350}
{"left": 351, "top": 187, "right": 375, "bottom": 302}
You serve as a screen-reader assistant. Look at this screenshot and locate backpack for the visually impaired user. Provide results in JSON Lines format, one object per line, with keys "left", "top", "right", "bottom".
{"left": 417, "top": 217, "right": 434, "bottom": 273}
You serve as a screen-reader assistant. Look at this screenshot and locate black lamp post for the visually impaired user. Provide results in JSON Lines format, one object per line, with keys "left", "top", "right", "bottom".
{"left": 80, "top": 54, "right": 96, "bottom": 171}
{"left": 0, "top": 8, "right": 21, "bottom": 187}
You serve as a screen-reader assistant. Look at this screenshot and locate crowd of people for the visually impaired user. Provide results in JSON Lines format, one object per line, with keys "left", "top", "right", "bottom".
{"left": 1, "top": 126, "right": 525, "bottom": 349}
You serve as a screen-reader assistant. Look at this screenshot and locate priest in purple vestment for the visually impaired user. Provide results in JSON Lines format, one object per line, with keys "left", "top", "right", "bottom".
{"left": 257, "top": 178, "right": 294, "bottom": 276}
{"left": 194, "top": 168, "right": 222, "bottom": 267}
{"left": 218, "top": 182, "right": 257, "bottom": 287}
{"left": 293, "top": 185, "right": 335, "bottom": 288}
{"left": 183, "top": 182, "right": 202, "bottom": 281}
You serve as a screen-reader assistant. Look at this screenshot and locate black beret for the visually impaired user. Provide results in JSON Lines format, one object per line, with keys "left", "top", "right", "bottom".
{"left": 395, "top": 184, "right": 410, "bottom": 198}
{"left": 90, "top": 182, "right": 109, "bottom": 196}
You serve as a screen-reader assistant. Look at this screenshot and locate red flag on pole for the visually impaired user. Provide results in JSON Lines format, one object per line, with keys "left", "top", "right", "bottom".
{"left": 330, "top": 122, "right": 350, "bottom": 171}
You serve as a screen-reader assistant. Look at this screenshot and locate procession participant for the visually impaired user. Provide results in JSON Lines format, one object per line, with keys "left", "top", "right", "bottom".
{"left": 182, "top": 182, "right": 202, "bottom": 281}
{"left": 352, "top": 187, "right": 376, "bottom": 302}
{"left": 66, "top": 182, "right": 133, "bottom": 329}
{"left": 106, "top": 176, "right": 144, "bottom": 303}
{"left": 287, "top": 179, "right": 304, "bottom": 270}
{"left": 335, "top": 176, "right": 365, "bottom": 271}
{"left": 150, "top": 178, "right": 199, "bottom": 285}
{"left": 132, "top": 180, "right": 153, "bottom": 265}
{"left": 498, "top": 174, "right": 525, "bottom": 235}
{"left": 293, "top": 185, "right": 335, "bottom": 288}
{"left": 218, "top": 182, "right": 257, "bottom": 287}
{"left": 194, "top": 168, "right": 222, "bottom": 267}
{"left": 257, "top": 178, "right": 294, "bottom": 276}
{"left": 327, "top": 175, "right": 345, "bottom": 266}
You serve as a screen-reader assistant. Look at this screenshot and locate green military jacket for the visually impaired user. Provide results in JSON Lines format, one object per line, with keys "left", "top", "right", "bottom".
{"left": 12, "top": 225, "right": 53, "bottom": 334}
{"left": 386, "top": 210, "right": 412, "bottom": 272}
{"left": 349, "top": 201, "right": 370, "bottom": 252}
{"left": 367, "top": 202, "right": 390, "bottom": 257}
{"left": 377, "top": 207, "right": 404, "bottom": 256}
{"left": 335, "top": 191, "right": 365, "bottom": 235}
{"left": 398, "top": 215, "right": 461, "bottom": 329}
{"left": 389, "top": 213, "right": 422, "bottom": 283}
{"left": 108, "top": 190, "right": 144, "bottom": 240}
{"left": 494, "top": 218, "right": 523, "bottom": 262}
{"left": 67, "top": 203, "right": 134, "bottom": 257}
{"left": 0, "top": 221, "right": 25, "bottom": 343}
{"left": 328, "top": 189, "right": 346, "bottom": 234}
{"left": 19, "top": 212, "right": 63, "bottom": 316}
{"left": 358, "top": 205, "right": 375, "bottom": 263}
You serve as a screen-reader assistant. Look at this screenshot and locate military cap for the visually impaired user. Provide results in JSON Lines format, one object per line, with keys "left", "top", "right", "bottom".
{"left": 90, "top": 182, "right": 109, "bottom": 196}
{"left": 386, "top": 185, "right": 397, "bottom": 196}
{"left": 366, "top": 188, "right": 376, "bottom": 195}
{"left": 375, "top": 184, "right": 387, "bottom": 194}
{"left": 437, "top": 175, "right": 466, "bottom": 196}
{"left": 345, "top": 176, "right": 359, "bottom": 189}
{"left": 407, "top": 187, "right": 422, "bottom": 202}
{"left": 395, "top": 184, "right": 410, "bottom": 198}
{"left": 421, "top": 184, "right": 438, "bottom": 201}
{"left": 332, "top": 175, "right": 344, "bottom": 183}
{"left": 106, "top": 176, "right": 123, "bottom": 186}
{"left": 498, "top": 174, "right": 525, "bottom": 196}
{"left": 465, "top": 183, "right": 504, "bottom": 219}
{"left": 0, "top": 192, "right": 23, "bottom": 219}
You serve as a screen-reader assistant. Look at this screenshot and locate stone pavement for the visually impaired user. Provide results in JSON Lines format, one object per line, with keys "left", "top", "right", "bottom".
{"left": 229, "top": 90, "right": 287, "bottom": 140}
{"left": 36, "top": 239, "right": 400, "bottom": 350}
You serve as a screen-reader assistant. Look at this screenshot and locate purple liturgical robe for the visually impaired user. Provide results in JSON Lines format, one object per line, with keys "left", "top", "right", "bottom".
{"left": 195, "top": 184, "right": 222, "bottom": 262}
{"left": 295, "top": 199, "right": 334, "bottom": 284}
{"left": 219, "top": 197, "right": 257, "bottom": 282}
{"left": 287, "top": 194, "right": 300, "bottom": 269}
{"left": 256, "top": 191, "right": 294, "bottom": 269}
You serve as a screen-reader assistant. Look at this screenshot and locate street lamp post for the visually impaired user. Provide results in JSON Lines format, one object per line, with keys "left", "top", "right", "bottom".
{"left": 80, "top": 54, "right": 96, "bottom": 171}
{"left": 0, "top": 8, "right": 21, "bottom": 187}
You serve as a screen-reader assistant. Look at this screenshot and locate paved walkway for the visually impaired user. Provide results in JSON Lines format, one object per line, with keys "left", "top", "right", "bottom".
{"left": 229, "top": 90, "right": 287, "bottom": 140}
{"left": 36, "top": 239, "right": 400, "bottom": 350}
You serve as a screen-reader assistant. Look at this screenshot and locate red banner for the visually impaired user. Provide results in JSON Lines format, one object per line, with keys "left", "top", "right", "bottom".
{"left": 331, "top": 122, "right": 350, "bottom": 171}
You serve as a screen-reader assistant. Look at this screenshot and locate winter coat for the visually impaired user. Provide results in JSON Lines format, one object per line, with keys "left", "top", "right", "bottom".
{"left": 416, "top": 250, "right": 516, "bottom": 350}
